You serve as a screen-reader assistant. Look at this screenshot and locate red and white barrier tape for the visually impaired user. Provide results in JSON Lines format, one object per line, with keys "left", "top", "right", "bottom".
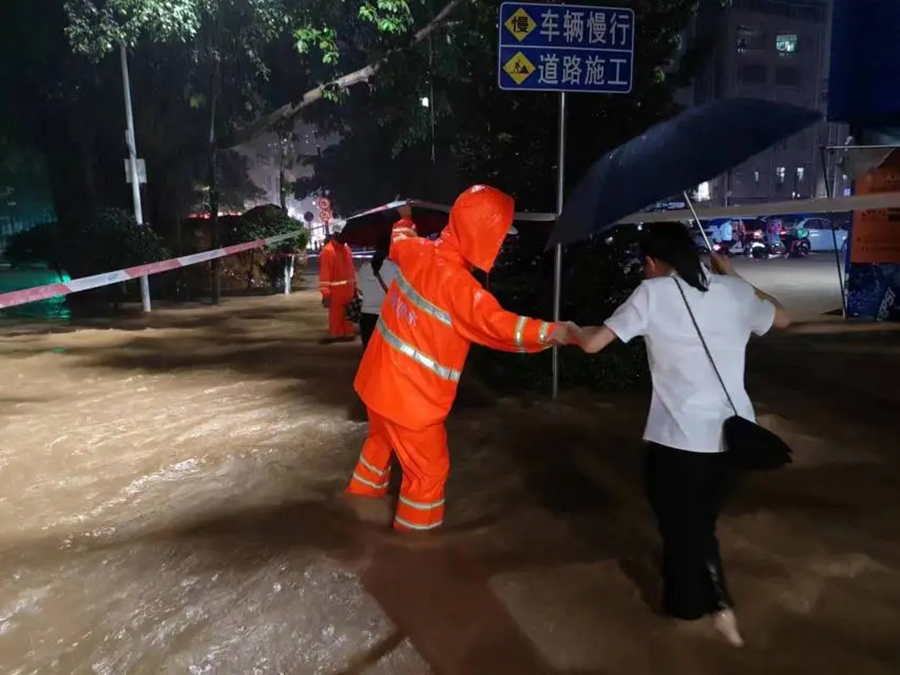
{"left": 0, "top": 230, "right": 302, "bottom": 310}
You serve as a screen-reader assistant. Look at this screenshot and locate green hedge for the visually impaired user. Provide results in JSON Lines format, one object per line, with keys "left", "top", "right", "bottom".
{"left": 6, "top": 208, "right": 168, "bottom": 281}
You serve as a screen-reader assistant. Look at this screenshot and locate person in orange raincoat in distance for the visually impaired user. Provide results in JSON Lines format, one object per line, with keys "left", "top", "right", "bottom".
{"left": 319, "top": 227, "right": 357, "bottom": 339}
{"left": 345, "top": 185, "right": 573, "bottom": 533}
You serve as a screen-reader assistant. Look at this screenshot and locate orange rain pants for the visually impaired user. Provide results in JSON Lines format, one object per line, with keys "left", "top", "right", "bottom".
{"left": 346, "top": 407, "right": 449, "bottom": 531}
{"left": 326, "top": 286, "right": 356, "bottom": 337}
{"left": 320, "top": 238, "right": 357, "bottom": 338}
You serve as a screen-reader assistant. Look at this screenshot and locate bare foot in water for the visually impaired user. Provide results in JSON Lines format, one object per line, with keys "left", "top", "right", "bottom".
{"left": 713, "top": 609, "right": 745, "bottom": 647}
{"left": 673, "top": 609, "right": 744, "bottom": 648}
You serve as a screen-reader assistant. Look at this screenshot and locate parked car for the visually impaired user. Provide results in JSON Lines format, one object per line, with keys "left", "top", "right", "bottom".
{"left": 794, "top": 217, "right": 849, "bottom": 252}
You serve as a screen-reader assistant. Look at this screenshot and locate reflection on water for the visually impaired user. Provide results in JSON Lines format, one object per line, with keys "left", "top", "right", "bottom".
{"left": 0, "top": 267, "right": 72, "bottom": 324}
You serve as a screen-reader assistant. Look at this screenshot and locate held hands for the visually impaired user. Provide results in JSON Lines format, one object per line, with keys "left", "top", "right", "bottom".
{"left": 551, "top": 323, "right": 612, "bottom": 354}
{"left": 548, "top": 321, "right": 584, "bottom": 347}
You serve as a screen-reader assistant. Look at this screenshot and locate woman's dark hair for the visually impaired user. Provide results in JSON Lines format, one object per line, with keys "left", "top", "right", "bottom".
{"left": 640, "top": 223, "right": 708, "bottom": 292}
{"left": 372, "top": 233, "right": 391, "bottom": 274}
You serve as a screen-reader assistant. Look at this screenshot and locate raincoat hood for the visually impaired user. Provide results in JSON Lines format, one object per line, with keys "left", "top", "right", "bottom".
{"left": 439, "top": 185, "right": 515, "bottom": 273}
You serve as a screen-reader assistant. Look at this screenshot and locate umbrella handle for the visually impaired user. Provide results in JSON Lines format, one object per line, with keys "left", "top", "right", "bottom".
{"left": 682, "top": 191, "right": 713, "bottom": 251}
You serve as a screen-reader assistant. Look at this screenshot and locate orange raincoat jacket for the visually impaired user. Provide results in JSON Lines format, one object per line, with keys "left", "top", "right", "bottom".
{"left": 347, "top": 185, "right": 560, "bottom": 531}
{"left": 319, "top": 238, "right": 356, "bottom": 337}
{"left": 355, "top": 185, "right": 558, "bottom": 429}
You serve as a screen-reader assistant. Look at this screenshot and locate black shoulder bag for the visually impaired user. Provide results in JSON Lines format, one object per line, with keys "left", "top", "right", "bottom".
{"left": 674, "top": 278, "right": 792, "bottom": 471}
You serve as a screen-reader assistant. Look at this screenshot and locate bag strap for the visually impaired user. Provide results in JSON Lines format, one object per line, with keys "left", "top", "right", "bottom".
{"left": 673, "top": 278, "right": 738, "bottom": 415}
{"left": 373, "top": 268, "right": 388, "bottom": 293}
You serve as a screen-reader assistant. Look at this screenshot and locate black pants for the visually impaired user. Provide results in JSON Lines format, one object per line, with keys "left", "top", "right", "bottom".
{"left": 359, "top": 313, "right": 379, "bottom": 348}
{"left": 645, "top": 442, "right": 735, "bottom": 620}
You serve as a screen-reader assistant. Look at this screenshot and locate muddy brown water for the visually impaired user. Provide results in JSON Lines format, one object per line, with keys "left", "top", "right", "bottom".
{"left": 0, "top": 292, "right": 898, "bottom": 674}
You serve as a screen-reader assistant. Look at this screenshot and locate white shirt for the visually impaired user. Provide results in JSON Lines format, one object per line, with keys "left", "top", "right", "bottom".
{"left": 357, "top": 259, "right": 399, "bottom": 315}
{"left": 604, "top": 272, "right": 776, "bottom": 453}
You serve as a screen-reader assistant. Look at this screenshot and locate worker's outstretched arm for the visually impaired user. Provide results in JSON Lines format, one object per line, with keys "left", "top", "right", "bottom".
{"left": 447, "top": 278, "right": 568, "bottom": 352}
{"left": 389, "top": 218, "right": 418, "bottom": 264}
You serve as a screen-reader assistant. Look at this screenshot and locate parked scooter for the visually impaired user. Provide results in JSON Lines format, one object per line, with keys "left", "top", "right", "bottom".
{"left": 712, "top": 233, "right": 770, "bottom": 259}
{"left": 780, "top": 228, "right": 811, "bottom": 258}
{"left": 711, "top": 240, "right": 742, "bottom": 256}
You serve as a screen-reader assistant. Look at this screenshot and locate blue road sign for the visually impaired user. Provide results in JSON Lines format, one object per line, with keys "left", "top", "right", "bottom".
{"left": 498, "top": 2, "right": 635, "bottom": 94}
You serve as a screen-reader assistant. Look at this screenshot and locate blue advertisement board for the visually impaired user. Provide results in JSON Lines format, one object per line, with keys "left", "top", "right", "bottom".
{"left": 844, "top": 260, "right": 900, "bottom": 321}
{"left": 829, "top": 0, "right": 900, "bottom": 123}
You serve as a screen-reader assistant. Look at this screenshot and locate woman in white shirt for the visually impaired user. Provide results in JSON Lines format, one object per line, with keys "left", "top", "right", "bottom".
{"left": 574, "top": 224, "right": 790, "bottom": 647}
{"left": 356, "top": 234, "right": 399, "bottom": 348}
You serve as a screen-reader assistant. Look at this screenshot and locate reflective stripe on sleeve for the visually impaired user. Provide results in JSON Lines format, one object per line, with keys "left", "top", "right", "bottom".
{"left": 376, "top": 319, "right": 462, "bottom": 382}
{"left": 395, "top": 273, "right": 453, "bottom": 327}
{"left": 515, "top": 315, "right": 528, "bottom": 352}
{"left": 538, "top": 322, "right": 552, "bottom": 343}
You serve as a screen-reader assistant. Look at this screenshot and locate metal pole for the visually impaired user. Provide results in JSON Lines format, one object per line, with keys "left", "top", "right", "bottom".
{"left": 819, "top": 145, "right": 847, "bottom": 318}
{"left": 551, "top": 91, "right": 566, "bottom": 399}
{"left": 683, "top": 191, "right": 713, "bottom": 250}
{"left": 120, "top": 43, "right": 152, "bottom": 313}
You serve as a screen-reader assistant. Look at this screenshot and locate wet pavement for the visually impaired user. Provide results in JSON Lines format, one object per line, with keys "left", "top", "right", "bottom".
{"left": 0, "top": 291, "right": 898, "bottom": 674}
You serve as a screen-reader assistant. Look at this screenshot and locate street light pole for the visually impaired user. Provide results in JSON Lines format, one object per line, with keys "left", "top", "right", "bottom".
{"left": 120, "top": 43, "right": 152, "bottom": 313}
{"left": 551, "top": 91, "right": 567, "bottom": 399}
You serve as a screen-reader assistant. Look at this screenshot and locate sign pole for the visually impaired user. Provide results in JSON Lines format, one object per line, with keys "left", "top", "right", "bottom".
{"left": 818, "top": 145, "right": 847, "bottom": 318}
{"left": 497, "top": 2, "right": 635, "bottom": 397}
{"left": 552, "top": 91, "right": 566, "bottom": 399}
{"left": 120, "top": 43, "right": 152, "bottom": 313}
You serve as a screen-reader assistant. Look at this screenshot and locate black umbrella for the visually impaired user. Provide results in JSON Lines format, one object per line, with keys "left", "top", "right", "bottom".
{"left": 339, "top": 199, "right": 557, "bottom": 247}
{"left": 546, "top": 98, "right": 822, "bottom": 248}
{"left": 338, "top": 200, "right": 451, "bottom": 247}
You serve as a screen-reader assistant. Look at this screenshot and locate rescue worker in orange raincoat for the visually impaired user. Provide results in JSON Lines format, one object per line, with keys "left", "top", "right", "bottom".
{"left": 345, "top": 185, "right": 573, "bottom": 533}
{"left": 319, "top": 227, "right": 357, "bottom": 339}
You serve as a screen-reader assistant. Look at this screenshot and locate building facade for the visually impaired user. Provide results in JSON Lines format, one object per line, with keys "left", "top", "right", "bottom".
{"left": 689, "top": 0, "right": 849, "bottom": 205}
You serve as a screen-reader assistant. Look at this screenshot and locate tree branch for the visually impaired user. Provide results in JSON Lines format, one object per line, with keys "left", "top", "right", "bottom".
{"left": 226, "top": 0, "right": 467, "bottom": 148}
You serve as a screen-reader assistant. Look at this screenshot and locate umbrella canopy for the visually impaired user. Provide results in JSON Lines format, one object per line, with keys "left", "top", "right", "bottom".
{"left": 339, "top": 200, "right": 450, "bottom": 247}
{"left": 547, "top": 98, "right": 822, "bottom": 248}
{"left": 339, "top": 199, "right": 556, "bottom": 247}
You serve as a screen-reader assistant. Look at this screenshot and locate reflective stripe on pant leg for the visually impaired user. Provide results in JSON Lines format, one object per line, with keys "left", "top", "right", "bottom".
{"left": 346, "top": 409, "right": 393, "bottom": 497}
{"left": 389, "top": 422, "right": 449, "bottom": 531}
{"left": 394, "top": 495, "right": 446, "bottom": 531}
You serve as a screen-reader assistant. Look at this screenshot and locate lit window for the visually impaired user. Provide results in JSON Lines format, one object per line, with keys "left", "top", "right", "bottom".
{"left": 753, "top": 170, "right": 760, "bottom": 184}
{"left": 696, "top": 181, "right": 711, "bottom": 201}
{"left": 776, "top": 167, "right": 786, "bottom": 184}
{"left": 776, "top": 34, "right": 797, "bottom": 54}
{"left": 735, "top": 25, "right": 764, "bottom": 53}
{"left": 795, "top": 167, "right": 805, "bottom": 182}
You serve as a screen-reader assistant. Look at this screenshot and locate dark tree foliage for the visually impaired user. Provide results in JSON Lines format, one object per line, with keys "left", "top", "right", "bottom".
{"left": 299, "top": 0, "right": 702, "bottom": 392}
{"left": 230, "top": 204, "right": 309, "bottom": 253}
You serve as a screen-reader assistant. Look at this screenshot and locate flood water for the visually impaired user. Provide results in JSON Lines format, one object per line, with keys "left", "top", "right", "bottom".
{"left": 0, "top": 292, "right": 898, "bottom": 674}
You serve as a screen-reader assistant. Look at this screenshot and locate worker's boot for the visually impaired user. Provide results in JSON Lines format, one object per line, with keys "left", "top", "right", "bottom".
{"left": 331, "top": 492, "right": 395, "bottom": 528}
